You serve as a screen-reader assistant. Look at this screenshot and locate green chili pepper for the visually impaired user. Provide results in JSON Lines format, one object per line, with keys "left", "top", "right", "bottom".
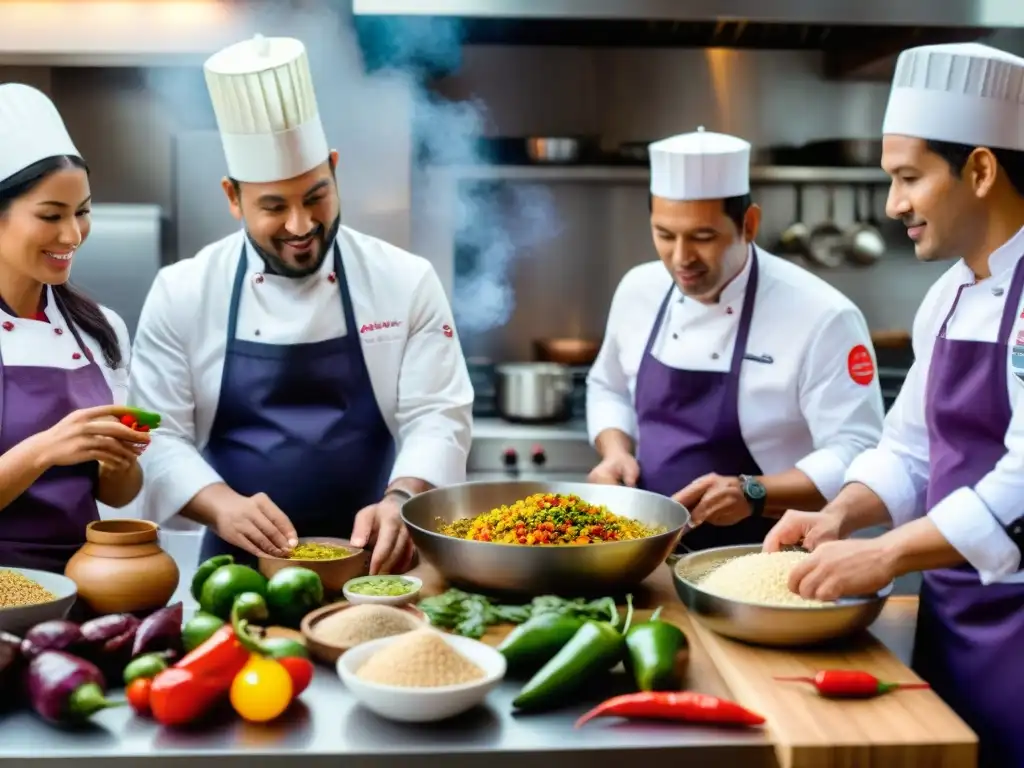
{"left": 624, "top": 606, "right": 689, "bottom": 692}
{"left": 512, "top": 595, "right": 634, "bottom": 712}
{"left": 228, "top": 591, "right": 310, "bottom": 660}
{"left": 259, "top": 636, "right": 310, "bottom": 660}
{"left": 125, "top": 407, "right": 162, "bottom": 429}
{"left": 181, "top": 612, "right": 226, "bottom": 652}
{"left": 497, "top": 613, "right": 586, "bottom": 675}
{"left": 190, "top": 555, "right": 234, "bottom": 601}
{"left": 122, "top": 652, "right": 170, "bottom": 685}
{"left": 265, "top": 567, "right": 324, "bottom": 628}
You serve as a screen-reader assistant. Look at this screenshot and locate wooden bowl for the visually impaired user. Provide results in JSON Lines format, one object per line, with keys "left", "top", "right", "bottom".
{"left": 258, "top": 537, "right": 369, "bottom": 594}
{"left": 300, "top": 601, "right": 428, "bottom": 666}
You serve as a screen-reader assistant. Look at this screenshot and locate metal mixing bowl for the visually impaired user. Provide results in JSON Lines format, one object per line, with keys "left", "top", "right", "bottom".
{"left": 672, "top": 544, "right": 892, "bottom": 647}
{"left": 401, "top": 481, "right": 688, "bottom": 595}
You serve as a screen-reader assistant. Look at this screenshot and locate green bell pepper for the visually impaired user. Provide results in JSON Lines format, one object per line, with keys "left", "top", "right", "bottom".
{"left": 266, "top": 567, "right": 324, "bottom": 628}
{"left": 190, "top": 555, "right": 234, "bottom": 601}
{"left": 198, "top": 563, "right": 268, "bottom": 620}
{"left": 497, "top": 613, "right": 586, "bottom": 675}
{"left": 228, "top": 592, "right": 308, "bottom": 659}
{"left": 125, "top": 407, "right": 161, "bottom": 429}
{"left": 512, "top": 595, "right": 634, "bottom": 712}
{"left": 259, "top": 636, "right": 310, "bottom": 660}
{"left": 181, "top": 612, "right": 226, "bottom": 652}
{"left": 624, "top": 606, "right": 689, "bottom": 691}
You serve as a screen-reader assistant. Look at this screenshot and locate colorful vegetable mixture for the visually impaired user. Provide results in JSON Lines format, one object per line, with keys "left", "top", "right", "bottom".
{"left": 438, "top": 492, "right": 662, "bottom": 545}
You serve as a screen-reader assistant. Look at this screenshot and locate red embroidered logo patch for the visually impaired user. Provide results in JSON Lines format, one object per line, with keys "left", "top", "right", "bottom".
{"left": 442, "top": 324, "right": 454, "bottom": 338}
{"left": 847, "top": 344, "right": 875, "bottom": 386}
{"left": 360, "top": 320, "right": 402, "bottom": 334}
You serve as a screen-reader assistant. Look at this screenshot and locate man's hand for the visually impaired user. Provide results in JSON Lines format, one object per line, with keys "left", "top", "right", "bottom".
{"left": 673, "top": 473, "right": 750, "bottom": 526}
{"left": 213, "top": 492, "right": 298, "bottom": 559}
{"left": 587, "top": 452, "right": 640, "bottom": 486}
{"left": 763, "top": 509, "right": 844, "bottom": 553}
{"left": 788, "top": 538, "right": 897, "bottom": 602}
{"left": 350, "top": 495, "right": 415, "bottom": 575}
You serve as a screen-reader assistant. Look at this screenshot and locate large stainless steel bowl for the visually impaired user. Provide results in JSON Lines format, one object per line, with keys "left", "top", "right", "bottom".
{"left": 672, "top": 544, "right": 892, "bottom": 647}
{"left": 401, "top": 481, "right": 688, "bottom": 595}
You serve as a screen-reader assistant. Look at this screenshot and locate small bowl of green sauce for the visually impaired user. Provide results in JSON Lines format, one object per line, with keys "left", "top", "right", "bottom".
{"left": 342, "top": 574, "right": 423, "bottom": 606}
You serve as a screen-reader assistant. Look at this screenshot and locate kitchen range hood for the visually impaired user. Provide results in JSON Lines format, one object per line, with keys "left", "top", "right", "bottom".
{"left": 352, "top": 0, "right": 1024, "bottom": 77}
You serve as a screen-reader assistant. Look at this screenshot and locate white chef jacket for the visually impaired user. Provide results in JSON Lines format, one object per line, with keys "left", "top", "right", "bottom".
{"left": 587, "top": 246, "right": 885, "bottom": 501}
{"left": 0, "top": 286, "right": 130, "bottom": 405}
{"left": 845, "top": 225, "right": 1024, "bottom": 584}
{"left": 128, "top": 226, "right": 474, "bottom": 527}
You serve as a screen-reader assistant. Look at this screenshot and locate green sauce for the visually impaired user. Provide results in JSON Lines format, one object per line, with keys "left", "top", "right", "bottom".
{"left": 348, "top": 577, "right": 416, "bottom": 596}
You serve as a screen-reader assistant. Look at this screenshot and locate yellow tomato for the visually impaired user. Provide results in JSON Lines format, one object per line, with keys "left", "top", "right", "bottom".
{"left": 230, "top": 656, "right": 294, "bottom": 723}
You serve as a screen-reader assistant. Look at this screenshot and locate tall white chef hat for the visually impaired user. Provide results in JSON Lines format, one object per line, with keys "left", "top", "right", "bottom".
{"left": 204, "top": 34, "right": 330, "bottom": 184}
{"left": 0, "top": 84, "right": 80, "bottom": 185}
{"left": 882, "top": 42, "right": 1024, "bottom": 152}
{"left": 648, "top": 128, "right": 751, "bottom": 201}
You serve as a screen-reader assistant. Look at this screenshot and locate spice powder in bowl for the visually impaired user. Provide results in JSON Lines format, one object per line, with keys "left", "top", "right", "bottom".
{"left": 0, "top": 570, "right": 56, "bottom": 609}
{"left": 356, "top": 628, "right": 485, "bottom": 688}
{"left": 289, "top": 541, "right": 352, "bottom": 561}
{"left": 314, "top": 604, "right": 422, "bottom": 647}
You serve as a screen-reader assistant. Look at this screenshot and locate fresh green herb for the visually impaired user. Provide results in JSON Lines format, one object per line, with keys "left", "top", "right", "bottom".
{"left": 416, "top": 589, "right": 620, "bottom": 639}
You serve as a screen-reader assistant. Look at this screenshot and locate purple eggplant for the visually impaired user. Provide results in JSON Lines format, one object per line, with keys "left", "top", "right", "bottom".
{"left": 78, "top": 613, "right": 140, "bottom": 681}
{"left": 25, "top": 650, "right": 121, "bottom": 724}
{"left": 21, "top": 620, "right": 84, "bottom": 661}
{"left": 131, "top": 602, "right": 183, "bottom": 658}
{"left": 0, "top": 631, "right": 25, "bottom": 707}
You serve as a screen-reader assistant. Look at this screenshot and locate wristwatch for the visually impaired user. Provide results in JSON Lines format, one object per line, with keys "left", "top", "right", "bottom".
{"left": 739, "top": 475, "right": 767, "bottom": 517}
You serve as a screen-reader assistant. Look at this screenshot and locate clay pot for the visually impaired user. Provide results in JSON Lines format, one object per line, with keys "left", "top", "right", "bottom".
{"left": 65, "top": 519, "right": 180, "bottom": 615}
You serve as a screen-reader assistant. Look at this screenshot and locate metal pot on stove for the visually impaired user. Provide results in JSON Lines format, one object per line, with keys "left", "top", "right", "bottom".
{"left": 494, "top": 363, "right": 574, "bottom": 423}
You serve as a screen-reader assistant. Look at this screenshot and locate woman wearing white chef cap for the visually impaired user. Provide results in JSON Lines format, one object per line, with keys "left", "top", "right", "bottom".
{"left": 766, "top": 42, "right": 1024, "bottom": 767}
{"left": 0, "top": 84, "right": 146, "bottom": 572}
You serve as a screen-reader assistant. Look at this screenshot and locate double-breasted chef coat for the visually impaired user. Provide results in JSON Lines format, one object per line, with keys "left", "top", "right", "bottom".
{"left": 0, "top": 288, "right": 131, "bottom": 571}
{"left": 845, "top": 225, "right": 1024, "bottom": 768}
{"left": 587, "top": 245, "right": 885, "bottom": 548}
{"left": 128, "top": 226, "right": 474, "bottom": 554}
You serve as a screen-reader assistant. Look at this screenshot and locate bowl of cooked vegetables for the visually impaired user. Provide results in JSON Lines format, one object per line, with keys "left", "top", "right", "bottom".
{"left": 672, "top": 544, "right": 892, "bottom": 647}
{"left": 400, "top": 481, "right": 689, "bottom": 595}
{"left": 0, "top": 568, "right": 78, "bottom": 634}
{"left": 258, "top": 537, "right": 369, "bottom": 594}
{"left": 343, "top": 574, "right": 422, "bottom": 606}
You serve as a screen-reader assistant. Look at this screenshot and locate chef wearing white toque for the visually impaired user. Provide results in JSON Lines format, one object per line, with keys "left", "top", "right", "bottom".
{"left": 128, "top": 36, "right": 473, "bottom": 575}
{"left": 767, "top": 42, "right": 1024, "bottom": 768}
{"left": 586, "top": 128, "right": 884, "bottom": 550}
{"left": 0, "top": 84, "right": 143, "bottom": 573}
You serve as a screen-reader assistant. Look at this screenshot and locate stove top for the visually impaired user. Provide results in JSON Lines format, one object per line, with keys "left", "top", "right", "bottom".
{"left": 468, "top": 418, "right": 597, "bottom": 478}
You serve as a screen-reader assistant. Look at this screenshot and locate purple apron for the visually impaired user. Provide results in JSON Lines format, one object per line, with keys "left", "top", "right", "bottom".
{"left": 914, "top": 259, "right": 1024, "bottom": 768}
{"left": 0, "top": 294, "right": 112, "bottom": 572}
{"left": 199, "top": 241, "right": 395, "bottom": 564}
{"left": 635, "top": 249, "right": 775, "bottom": 550}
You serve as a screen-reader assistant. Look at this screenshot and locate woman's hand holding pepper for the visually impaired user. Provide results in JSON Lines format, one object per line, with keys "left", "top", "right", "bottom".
{"left": 31, "top": 405, "right": 150, "bottom": 473}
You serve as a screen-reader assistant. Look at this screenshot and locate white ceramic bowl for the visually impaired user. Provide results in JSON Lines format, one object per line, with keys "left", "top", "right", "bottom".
{"left": 342, "top": 574, "right": 423, "bottom": 606}
{"left": 0, "top": 568, "right": 78, "bottom": 634}
{"left": 336, "top": 629, "right": 506, "bottom": 722}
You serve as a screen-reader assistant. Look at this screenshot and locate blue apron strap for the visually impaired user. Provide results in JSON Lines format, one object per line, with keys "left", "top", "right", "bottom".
{"left": 226, "top": 241, "right": 248, "bottom": 348}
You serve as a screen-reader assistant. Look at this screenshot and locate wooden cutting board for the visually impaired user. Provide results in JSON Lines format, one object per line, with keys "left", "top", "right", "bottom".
{"left": 686, "top": 597, "right": 977, "bottom": 768}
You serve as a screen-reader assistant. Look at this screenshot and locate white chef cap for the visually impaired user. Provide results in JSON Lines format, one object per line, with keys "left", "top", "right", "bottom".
{"left": 204, "top": 34, "right": 330, "bottom": 183}
{"left": 882, "top": 42, "right": 1024, "bottom": 152}
{"left": 648, "top": 128, "right": 751, "bottom": 201}
{"left": 0, "top": 84, "right": 80, "bottom": 185}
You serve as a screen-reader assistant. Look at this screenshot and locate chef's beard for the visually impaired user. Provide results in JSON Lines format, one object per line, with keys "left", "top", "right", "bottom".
{"left": 249, "top": 216, "right": 342, "bottom": 278}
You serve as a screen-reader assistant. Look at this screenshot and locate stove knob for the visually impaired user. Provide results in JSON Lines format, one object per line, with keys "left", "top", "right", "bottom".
{"left": 502, "top": 448, "right": 519, "bottom": 467}
{"left": 531, "top": 445, "right": 547, "bottom": 466}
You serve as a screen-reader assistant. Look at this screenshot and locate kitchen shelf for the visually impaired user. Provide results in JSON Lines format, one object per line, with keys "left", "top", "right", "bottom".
{"left": 424, "top": 164, "right": 890, "bottom": 185}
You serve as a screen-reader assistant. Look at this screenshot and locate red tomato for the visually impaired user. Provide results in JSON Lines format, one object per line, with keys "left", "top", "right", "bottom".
{"left": 126, "top": 677, "right": 152, "bottom": 716}
{"left": 277, "top": 656, "right": 314, "bottom": 696}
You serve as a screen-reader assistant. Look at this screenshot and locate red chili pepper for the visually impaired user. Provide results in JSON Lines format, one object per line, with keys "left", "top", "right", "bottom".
{"left": 574, "top": 691, "right": 765, "bottom": 729}
{"left": 119, "top": 414, "right": 138, "bottom": 429}
{"left": 775, "top": 669, "right": 930, "bottom": 699}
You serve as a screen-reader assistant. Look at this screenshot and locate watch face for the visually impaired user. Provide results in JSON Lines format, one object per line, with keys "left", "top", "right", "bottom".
{"left": 744, "top": 477, "right": 767, "bottom": 499}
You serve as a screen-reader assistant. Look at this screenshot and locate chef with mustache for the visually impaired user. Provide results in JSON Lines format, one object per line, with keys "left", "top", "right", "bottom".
{"left": 587, "top": 128, "right": 885, "bottom": 550}
{"left": 765, "top": 42, "right": 1024, "bottom": 768}
{"left": 128, "top": 35, "right": 473, "bottom": 574}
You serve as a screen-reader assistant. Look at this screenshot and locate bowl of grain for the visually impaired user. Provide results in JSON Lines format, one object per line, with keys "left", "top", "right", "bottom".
{"left": 337, "top": 627, "right": 506, "bottom": 723}
{"left": 342, "top": 574, "right": 422, "bottom": 606}
{"left": 259, "top": 537, "right": 369, "bottom": 594}
{"left": 0, "top": 568, "right": 78, "bottom": 634}
{"left": 300, "top": 601, "right": 428, "bottom": 665}
{"left": 672, "top": 544, "right": 892, "bottom": 647}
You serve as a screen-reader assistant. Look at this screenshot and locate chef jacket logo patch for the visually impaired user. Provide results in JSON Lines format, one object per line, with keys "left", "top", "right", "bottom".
{"left": 359, "top": 320, "right": 402, "bottom": 334}
{"left": 443, "top": 324, "right": 454, "bottom": 338}
{"left": 847, "top": 344, "right": 875, "bottom": 386}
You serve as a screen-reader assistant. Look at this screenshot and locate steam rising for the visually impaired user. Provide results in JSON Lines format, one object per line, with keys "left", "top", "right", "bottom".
{"left": 144, "top": 0, "right": 560, "bottom": 337}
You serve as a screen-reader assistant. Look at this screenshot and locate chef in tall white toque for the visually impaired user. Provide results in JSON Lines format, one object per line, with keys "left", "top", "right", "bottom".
{"left": 586, "top": 128, "right": 884, "bottom": 551}
{"left": 0, "top": 84, "right": 145, "bottom": 573}
{"left": 765, "top": 42, "right": 1024, "bottom": 768}
{"left": 128, "top": 36, "right": 473, "bottom": 574}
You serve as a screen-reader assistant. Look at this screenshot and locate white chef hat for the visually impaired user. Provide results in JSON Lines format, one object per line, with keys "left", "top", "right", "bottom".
{"left": 882, "top": 42, "right": 1024, "bottom": 152}
{"left": 648, "top": 128, "right": 751, "bottom": 201}
{"left": 0, "top": 84, "right": 80, "bottom": 185}
{"left": 204, "top": 34, "right": 330, "bottom": 184}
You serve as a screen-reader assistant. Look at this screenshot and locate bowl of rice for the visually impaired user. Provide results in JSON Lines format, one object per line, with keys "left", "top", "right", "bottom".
{"left": 0, "top": 568, "right": 78, "bottom": 634}
{"left": 337, "top": 627, "right": 507, "bottom": 722}
{"left": 672, "top": 544, "right": 892, "bottom": 647}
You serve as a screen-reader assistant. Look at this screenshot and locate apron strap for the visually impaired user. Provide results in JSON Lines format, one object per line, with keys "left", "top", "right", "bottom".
{"left": 998, "top": 256, "right": 1024, "bottom": 344}
{"left": 643, "top": 286, "right": 677, "bottom": 359}
{"left": 729, "top": 246, "right": 760, "bottom": 373}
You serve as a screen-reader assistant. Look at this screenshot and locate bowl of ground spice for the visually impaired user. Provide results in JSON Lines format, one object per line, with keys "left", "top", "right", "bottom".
{"left": 258, "top": 537, "right": 369, "bottom": 595}
{"left": 343, "top": 574, "right": 422, "bottom": 606}
{"left": 0, "top": 568, "right": 78, "bottom": 634}
{"left": 301, "top": 601, "right": 428, "bottom": 664}
{"left": 337, "top": 627, "right": 507, "bottom": 722}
